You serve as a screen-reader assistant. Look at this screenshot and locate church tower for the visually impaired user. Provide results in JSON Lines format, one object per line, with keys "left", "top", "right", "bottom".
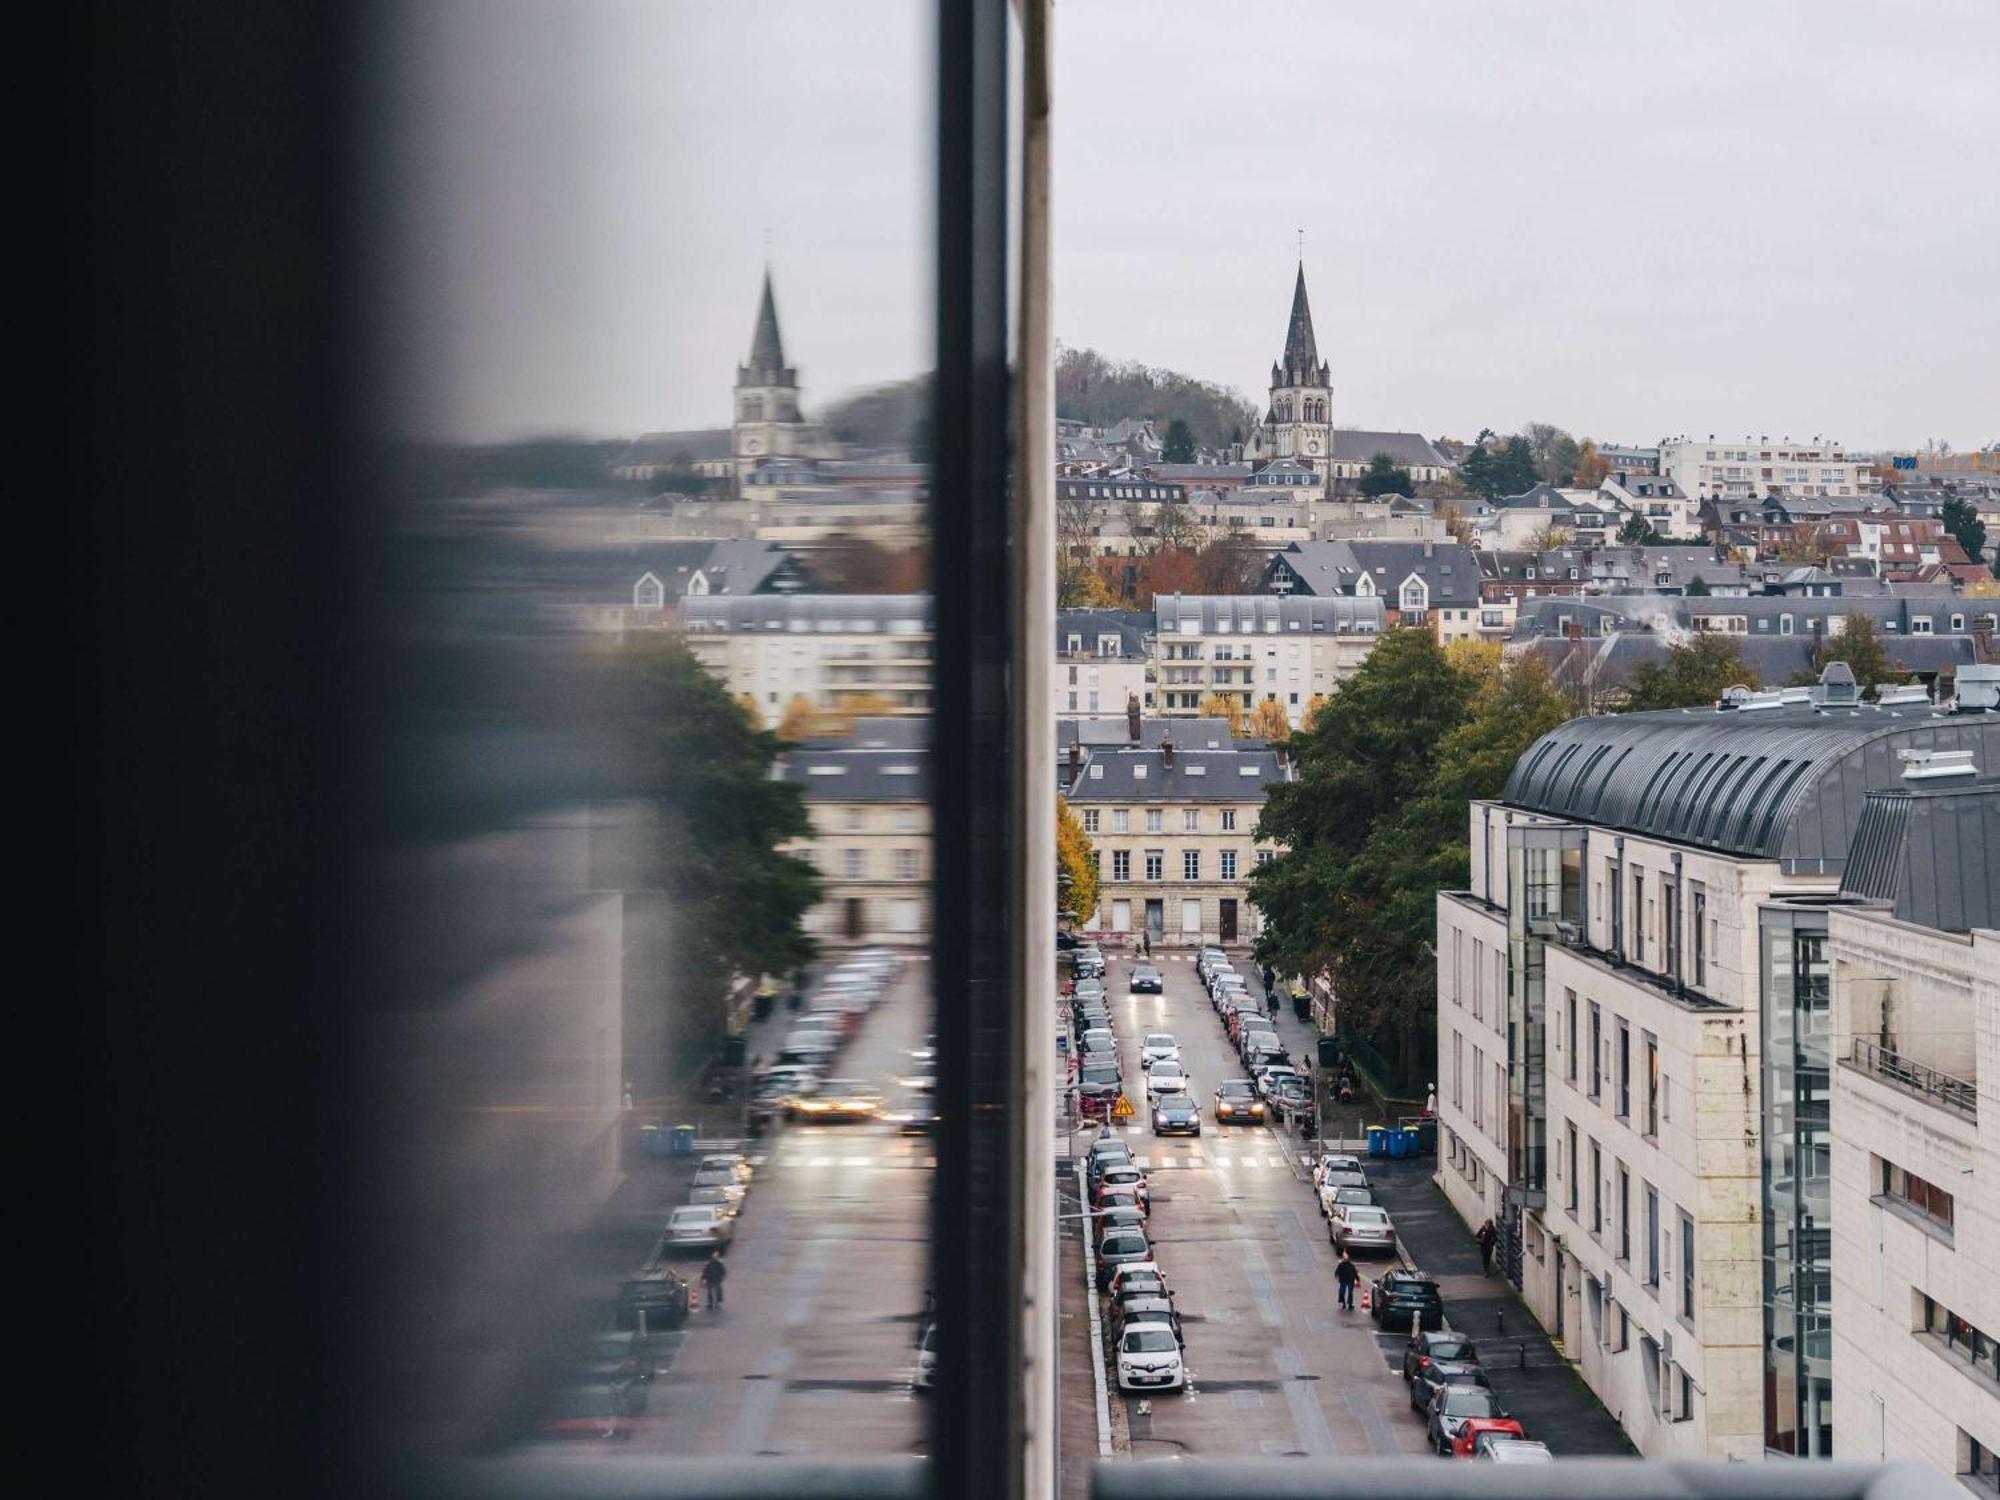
{"left": 732, "top": 269, "right": 806, "bottom": 485}
{"left": 1252, "top": 263, "right": 1333, "bottom": 472}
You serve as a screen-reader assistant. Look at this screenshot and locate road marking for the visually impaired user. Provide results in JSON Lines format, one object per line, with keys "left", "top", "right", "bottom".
{"left": 841, "top": 1155, "right": 872, "bottom": 1166}
{"left": 808, "top": 1156, "right": 835, "bottom": 1167}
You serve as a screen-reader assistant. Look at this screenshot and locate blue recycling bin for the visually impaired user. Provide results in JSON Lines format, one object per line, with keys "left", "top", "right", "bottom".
{"left": 671, "top": 1123, "right": 698, "bottom": 1155}
{"left": 1387, "top": 1128, "right": 1411, "bottom": 1159}
{"left": 1366, "top": 1125, "right": 1388, "bottom": 1158}
{"left": 1398, "top": 1127, "right": 1422, "bottom": 1157}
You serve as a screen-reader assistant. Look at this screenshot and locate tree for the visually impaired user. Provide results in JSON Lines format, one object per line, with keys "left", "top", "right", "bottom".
{"left": 1811, "top": 611, "right": 1899, "bottom": 694}
{"left": 1526, "top": 524, "right": 1574, "bottom": 551}
{"left": 1058, "top": 553, "right": 1114, "bottom": 608}
{"left": 1301, "top": 693, "right": 1331, "bottom": 729}
{"left": 1942, "top": 497, "right": 1988, "bottom": 569}
{"left": 1617, "top": 513, "right": 1661, "bottom": 546}
{"left": 1054, "top": 345, "right": 1258, "bottom": 449}
{"left": 1247, "top": 697, "right": 1292, "bottom": 742}
{"left": 1162, "top": 417, "right": 1196, "bottom": 464}
{"left": 807, "top": 692, "right": 899, "bottom": 738}
{"left": 1197, "top": 692, "right": 1245, "bottom": 736}
{"left": 1459, "top": 430, "right": 1540, "bottom": 499}
{"left": 1685, "top": 575, "right": 1712, "bottom": 596}
{"left": 1438, "top": 503, "right": 1477, "bottom": 546}
{"left": 775, "top": 694, "right": 820, "bottom": 743}
{"left": 734, "top": 692, "right": 765, "bottom": 725}
{"left": 1358, "top": 452, "right": 1415, "bottom": 498}
{"left": 1137, "top": 546, "right": 1203, "bottom": 600}
{"left": 609, "top": 637, "right": 821, "bottom": 1076}
{"left": 1194, "top": 530, "right": 1265, "bottom": 594}
{"left": 816, "top": 532, "right": 925, "bottom": 592}
{"left": 1617, "top": 633, "right": 1751, "bottom": 711}
{"left": 1572, "top": 438, "right": 1611, "bottom": 489}
{"left": 1056, "top": 796, "right": 1100, "bottom": 929}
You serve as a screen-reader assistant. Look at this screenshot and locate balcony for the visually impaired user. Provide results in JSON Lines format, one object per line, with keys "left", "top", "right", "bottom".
{"left": 1847, "top": 1039, "right": 1976, "bottom": 1120}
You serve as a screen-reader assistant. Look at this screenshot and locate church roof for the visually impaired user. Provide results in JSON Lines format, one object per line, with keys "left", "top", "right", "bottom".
{"left": 1280, "top": 263, "right": 1319, "bottom": 372}
{"left": 746, "top": 269, "right": 789, "bottom": 376}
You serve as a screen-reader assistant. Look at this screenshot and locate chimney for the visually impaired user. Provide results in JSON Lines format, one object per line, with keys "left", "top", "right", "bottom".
{"left": 1068, "top": 739, "right": 1081, "bottom": 781}
{"left": 1126, "top": 693, "right": 1141, "bottom": 743}
{"left": 1160, "top": 737, "right": 1175, "bottom": 770}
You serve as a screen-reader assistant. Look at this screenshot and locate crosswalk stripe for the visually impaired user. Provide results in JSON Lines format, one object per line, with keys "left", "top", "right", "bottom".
{"left": 841, "top": 1155, "right": 871, "bottom": 1166}
{"left": 808, "top": 1155, "right": 834, "bottom": 1166}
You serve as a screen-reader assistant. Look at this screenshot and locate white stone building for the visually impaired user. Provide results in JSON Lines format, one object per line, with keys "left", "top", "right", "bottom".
{"left": 1660, "top": 436, "right": 1872, "bottom": 505}
{"left": 775, "top": 718, "right": 931, "bottom": 946}
{"left": 1151, "top": 593, "right": 1385, "bottom": 727}
{"left": 679, "top": 593, "right": 932, "bottom": 727}
{"left": 1056, "top": 608, "right": 1153, "bottom": 718}
{"left": 1436, "top": 696, "right": 2000, "bottom": 1462}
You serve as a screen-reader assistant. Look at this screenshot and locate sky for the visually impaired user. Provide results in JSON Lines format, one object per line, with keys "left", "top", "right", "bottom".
{"left": 382, "top": 1, "right": 1999, "bottom": 452}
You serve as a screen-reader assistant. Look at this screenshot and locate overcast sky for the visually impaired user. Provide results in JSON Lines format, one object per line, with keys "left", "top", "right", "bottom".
{"left": 386, "top": 1, "right": 1999, "bottom": 451}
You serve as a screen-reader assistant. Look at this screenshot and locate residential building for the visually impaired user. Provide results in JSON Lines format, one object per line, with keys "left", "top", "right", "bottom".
{"left": 1435, "top": 690, "right": 2000, "bottom": 1459}
{"left": 1065, "top": 735, "right": 1289, "bottom": 945}
{"left": 1661, "top": 436, "right": 1872, "bottom": 505}
{"left": 775, "top": 718, "right": 930, "bottom": 945}
{"left": 679, "top": 593, "right": 932, "bottom": 726}
{"left": 1825, "top": 774, "right": 1999, "bottom": 1478}
{"left": 1477, "top": 483, "right": 1628, "bottom": 551}
{"left": 1603, "top": 473, "right": 1699, "bottom": 540}
{"left": 1151, "top": 592, "right": 1384, "bottom": 725}
{"left": 1056, "top": 608, "right": 1154, "bottom": 718}
{"left": 1264, "top": 539, "right": 1485, "bottom": 641}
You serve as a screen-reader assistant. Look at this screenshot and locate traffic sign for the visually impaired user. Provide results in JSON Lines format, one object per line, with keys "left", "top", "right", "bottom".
{"left": 1112, "top": 1093, "right": 1135, "bottom": 1120}
{"left": 1056, "top": 1034, "right": 1069, "bottom": 1053}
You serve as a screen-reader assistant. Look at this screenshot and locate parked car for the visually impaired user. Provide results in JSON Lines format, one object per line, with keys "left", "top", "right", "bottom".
{"left": 615, "top": 1266, "right": 690, "bottom": 1331}
{"left": 664, "top": 1204, "right": 733, "bottom": 1252}
{"left": 1330, "top": 1203, "right": 1396, "bottom": 1256}
{"left": 1402, "top": 1331, "right": 1480, "bottom": 1385}
{"left": 1472, "top": 1436, "right": 1550, "bottom": 1463}
{"left": 1371, "top": 1269, "right": 1446, "bottom": 1331}
{"left": 1129, "top": 964, "right": 1164, "bottom": 994}
{"left": 1094, "top": 1165, "right": 1150, "bottom": 1211}
{"left": 1326, "top": 1184, "right": 1376, "bottom": 1213}
{"left": 1451, "top": 1418, "right": 1529, "bottom": 1458}
{"left": 1151, "top": 1095, "right": 1201, "bottom": 1137}
{"left": 1408, "top": 1356, "right": 1489, "bottom": 1415}
{"left": 1109, "top": 1292, "right": 1181, "bottom": 1346}
{"left": 1316, "top": 1170, "right": 1371, "bottom": 1215}
{"left": 1104, "top": 1262, "right": 1167, "bottom": 1301}
{"left": 1426, "top": 1383, "right": 1510, "bottom": 1456}
{"left": 1085, "top": 1135, "right": 1134, "bottom": 1184}
{"left": 1097, "top": 1204, "right": 1147, "bottom": 1236}
{"left": 1095, "top": 1185, "right": 1146, "bottom": 1221}
{"left": 1096, "top": 1229, "right": 1153, "bottom": 1291}
{"left": 1115, "top": 1321, "right": 1185, "bottom": 1392}
{"left": 687, "top": 1183, "right": 743, "bottom": 1219}
{"left": 1072, "top": 977, "right": 1105, "bottom": 1003}
{"left": 1212, "top": 1079, "right": 1265, "bottom": 1124}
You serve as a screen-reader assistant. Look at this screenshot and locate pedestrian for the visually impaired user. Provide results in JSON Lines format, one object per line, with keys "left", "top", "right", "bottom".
{"left": 1335, "top": 1251, "right": 1360, "bottom": 1311}
{"left": 1476, "top": 1218, "right": 1498, "bottom": 1275}
{"left": 701, "top": 1249, "right": 728, "bottom": 1310}
{"left": 1261, "top": 963, "right": 1275, "bottom": 996}
{"left": 1424, "top": 1083, "right": 1437, "bottom": 1118}
{"left": 1140, "top": 931, "right": 1150, "bottom": 959}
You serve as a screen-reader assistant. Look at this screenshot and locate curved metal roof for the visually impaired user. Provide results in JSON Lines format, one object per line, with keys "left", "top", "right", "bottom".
{"left": 1503, "top": 707, "right": 2000, "bottom": 871}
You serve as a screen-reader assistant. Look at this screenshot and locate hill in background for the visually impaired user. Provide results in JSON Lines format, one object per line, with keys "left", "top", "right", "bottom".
{"left": 1056, "top": 346, "right": 1258, "bottom": 450}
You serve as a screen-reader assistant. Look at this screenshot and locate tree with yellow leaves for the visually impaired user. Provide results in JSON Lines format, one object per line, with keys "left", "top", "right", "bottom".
{"left": 1197, "top": 692, "right": 1245, "bottom": 736}
{"left": 1056, "top": 796, "right": 1100, "bottom": 930}
{"left": 1444, "top": 639, "right": 1504, "bottom": 700}
{"left": 1301, "top": 693, "right": 1331, "bottom": 729}
{"left": 775, "top": 694, "right": 821, "bottom": 743}
{"left": 1246, "top": 697, "right": 1292, "bottom": 743}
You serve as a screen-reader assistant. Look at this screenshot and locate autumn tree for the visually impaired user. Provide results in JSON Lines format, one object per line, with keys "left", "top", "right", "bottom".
{"left": 1195, "top": 529, "right": 1266, "bottom": 593}
{"left": 1617, "top": 634, "right": 1752, "bottom": 711}
{"left": 1247, "top": 697, "right": 1292, "bottom": 742}
{"left": 775, "top": 694, "right": 821, "bottom": 743}
{"left": 1301, "top": 693, "right": 1331, "bottom": 728}
{"left": 1527, "top": 523, "right": 1574, "bottom": 551}
{"left": 1572, "top": 438, "right": 1611, "bottom": 489}
{"left": 1810, "top": 611, "right": 1900, "bottom": 694}
{"left": 1198, "top": 692, "right": 1245, "bottom": 736}
{"left": 1138, "top": 546, "right": 1203, "bottom": 599}
{"left": 1439, "top": 504, "right": 1477, "bottom": 546}
{"left": 1056, "top": 796, "right": 1100, "bottom": 929}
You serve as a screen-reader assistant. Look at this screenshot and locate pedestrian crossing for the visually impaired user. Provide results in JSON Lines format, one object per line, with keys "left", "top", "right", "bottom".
{"left": 1124, "top": 1151, "right": 1294, "bottom": 1171}
{"left": 751, "top": 1146, "right": 1295, "bottom": 1173}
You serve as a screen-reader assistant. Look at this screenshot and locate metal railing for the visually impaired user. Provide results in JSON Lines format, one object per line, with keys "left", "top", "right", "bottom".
{"left": 1849, "top": 1039, "right": 1977, "bottom": 1120}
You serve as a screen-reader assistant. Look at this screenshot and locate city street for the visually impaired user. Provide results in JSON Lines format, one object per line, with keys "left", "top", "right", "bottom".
{"left": 1062, "top": 946, "right": 1430, "bottom": 1464}
{"left": 587, "top": 957, "right": 935, "bottom": 1459}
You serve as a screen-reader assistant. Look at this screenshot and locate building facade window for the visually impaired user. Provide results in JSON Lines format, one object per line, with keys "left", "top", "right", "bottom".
{"left": 1219, "top": 850, "right": 1237, "bottom": 880}
{"left": 1145, "top": 809, "right": 1163, "bottom": 833}
{"left": 1617, "top": 1163, "right": 1631, "bottom": 1261}
{"left": 1113, "top": 809, "right": 1129, "bottom": 834}
{"left": 1144, "top": 850, "right": 1163, "bottom": 881}
{"left": 1880, "top": 1160, "right": 1956, "bottom": 1231}
{"left": 1183, "top": 809, "right": 1200, "bottom": 832}
{"left": 1182, "top": 850, "right": 1200, "bottom": 881}
{"left": 1679, "top": 1209, "right": 1695, "bottom": 1323}
{"left": 1565, "top": 988, "right": 1578, "bottom": 1083}
{"left": 1645, "top": 1185, "right": 1660, "bottom": 1286}
{"left": 1081, "top": 809, "right": 1099, "bottom": 834}
{"left": 1112, "top": 851, "right": 1130, "bottom": 882}
{"left": 1590, "top": 1139, "right": 1603, "bottom": 1235}
{"left": 1644, "top": 1033, "right": 1659, "bottom": 1136}
{"left": 1566, "top": 1122, "right": 1579, "bottom": 1213}
{"left": 1588, "top": 1003, "right": 1602, "bottom": 1100}
{"left": 1617, "top": 1020, "right": 1631, "bottom": 1120}
{"left": 1220, "top": 809, "right": 1237, "bottom": 831}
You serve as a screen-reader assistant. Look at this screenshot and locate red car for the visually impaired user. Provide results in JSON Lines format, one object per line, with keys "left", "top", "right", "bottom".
{"left": 1451, "top": 1416, "right": 1527, "bottom": 1458}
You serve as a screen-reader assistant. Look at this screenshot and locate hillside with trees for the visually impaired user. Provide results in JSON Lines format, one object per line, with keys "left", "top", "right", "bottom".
{"left": 1056, "top": 346, "right": 1259, "bottom": 449}
{"left": 818, "top": 375, "right": 931, "bottom": 455}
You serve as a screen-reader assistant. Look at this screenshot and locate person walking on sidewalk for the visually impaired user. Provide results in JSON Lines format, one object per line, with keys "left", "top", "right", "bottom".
{"left": 1335, "top": 1251, "right": 1360, "bottom": 1310}
{"left": 1475, "top": 1218, "right": 1498, "bottom": 1275}
{"left": 701, "top": 1250, "right": 728, "bottom": 1310}
{"left": 1139, "top": 931, "right": 1150, "bottom": 959}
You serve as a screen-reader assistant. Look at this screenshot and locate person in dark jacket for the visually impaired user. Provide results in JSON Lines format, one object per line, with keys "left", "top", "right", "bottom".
{"left": 701, "top": 1250, "right": 728, "bottom": 1309}
{"left": 1335, "top": 1251, "right": 1360, "bottom": 1310}
{"left": 1476, "top": 1219, "right": 1498, "bottom": 1275}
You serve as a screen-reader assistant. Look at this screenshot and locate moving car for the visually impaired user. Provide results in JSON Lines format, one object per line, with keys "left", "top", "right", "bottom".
{"left": 1151, "top": 1095, "right": 1201, "bottom": 1136}
{"left": 790, "top": 1078, "right": 883, "bottom": 1122}
{"left": 1426, "top": 1383, "right": 1510, "bottom": 1456}
{"left": 913, "top": 1322, "right": 937, "bottom": 1392}
{"left": 1143, "top": 1061, "right": 1190, "bottom": 1102}
{"left": 1451, "top": 1417, "right": 1528, "bottom": 1459}
{"left": 1139, "top": 1033, "right": 1180, "bottom": 1068}
{"left": 1115, "top": 1321, "right": 1185, "bottom": 1392}
{"left": 664, "top": 1204, "right": 733, "bottom": 1252}
{"left": 1129, "top": 964, "right": 1164, "bottom": 994}
{"left": 1473, "top": 1436, "right": 1550, "bottom": 1463}
{"left": 1371, "top": 1269, "right": 1446, "bottom": 1331}
{"left": 1329, "top": 1203, "right": 1396, "bottom": 1255}
{"left": 886, "top": 1090, "right": 939, "bottom": 1134}
{"left": 1212, "top": 1079, "right": 1265, "bottom": 1124}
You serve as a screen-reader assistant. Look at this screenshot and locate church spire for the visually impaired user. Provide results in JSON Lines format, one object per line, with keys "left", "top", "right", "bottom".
{"left": 746, "top": 267, "right": 788, "bottom": 377}
{"left": 1281, "top": 261, "right": 1318, "bottom": 375}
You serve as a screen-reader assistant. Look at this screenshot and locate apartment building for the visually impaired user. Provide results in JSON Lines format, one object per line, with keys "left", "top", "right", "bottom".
{"left": 1056, "top": 608, "right": 1153, "bottom": 718}
{"left": 1436, "top": 694, "right": 2000, "bottom": 1460}
{"left": 775, "top": 718, "right": 930, "bottom": 946}
{"left": 1265, "top": 539, "right": 1486, "bottom": 643}
{"left": 1825, "top": 775, "right": 2000, "bottom": 1480}
{"left": 1065, "top": 736, "right": 1288, "bottom": 945}
{"left": 1151, "top": 593, "right": 1384, "bottom": 726}
{"left": 1661, "top": 436, "right": 1872, "bottom": 504}
{"left": 679, "top": 593, "right": 932, "bottom": 727}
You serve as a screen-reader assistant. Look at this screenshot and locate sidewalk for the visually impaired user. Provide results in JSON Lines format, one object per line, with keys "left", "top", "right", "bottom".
{"left": 1363, "top": 1153, "right": 1634, "bottom": 1455}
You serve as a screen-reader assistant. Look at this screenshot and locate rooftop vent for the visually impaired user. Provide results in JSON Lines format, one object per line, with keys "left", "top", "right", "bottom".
{"left": 1875, "top": 682, "right": 1932, "bottom": 708}
{"left": 1898, "top": 748, "right": 1976, "bottom": 781}
{"left": 1816, "top": 660, "right": 1859, "bottom": 706}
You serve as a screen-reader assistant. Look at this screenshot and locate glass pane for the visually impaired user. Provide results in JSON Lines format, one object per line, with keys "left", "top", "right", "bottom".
{"left": 363, "top": 0, "right": 936, "bottom": 1466}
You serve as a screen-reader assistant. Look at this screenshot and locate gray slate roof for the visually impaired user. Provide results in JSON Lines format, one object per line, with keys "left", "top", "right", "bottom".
{"left": 1268, "top": 541, "right": 1482, "bottom": 606}
{"left": 1839, "top": 781, "right": 2000, "bottom": 933}
{"left": 692, "top": 540, "right": 802, "bottom": 595}
{"left": 1058, "top": 718, "right": 1249, "bottom": 752}
{"left": 1066, "top": 746, "right": 1289, "bottom": 804}
{"left": 680, "top": 593, "right": 932, "bottom": 632}
{"left": 777, "top": 747, "right": 928, "bottom": 803}
{"left": 1327, "top": 430, "right": 1448, "bottom": 468}
{"left": 1503, "top": 708, "right": 2000, "bottom": 872}
{"left": 1153, "top": 592, "right": 1386, "bottom": 634}
{"left": 1056, "top": 609, "right": 1154, "bottom": 658}
{"left": 613, "top": 428, "right": 734, "bottom": 467}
